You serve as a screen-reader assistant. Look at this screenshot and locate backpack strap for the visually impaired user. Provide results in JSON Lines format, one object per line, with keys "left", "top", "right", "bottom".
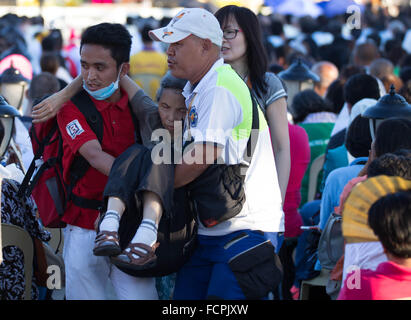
{"left": 242, "top": 89, "right": 260, "bottom": 167}
{"left": 66, "top": 89, "right": 104, "bottom": 210}
{"left": 17, "top": 122, "right": 60, "bottom": 197}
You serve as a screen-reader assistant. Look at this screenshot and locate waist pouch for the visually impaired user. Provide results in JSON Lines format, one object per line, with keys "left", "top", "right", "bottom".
{"left": 186, "top": 163, "right": 246, "bottom": 228}
{"left": 228, "top": 240, "right": 283, "bottom": 299}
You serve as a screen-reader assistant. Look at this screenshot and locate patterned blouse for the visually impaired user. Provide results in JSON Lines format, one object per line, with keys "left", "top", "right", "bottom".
{"left": 0, "top": 178, "right": 50, "bottom": 300}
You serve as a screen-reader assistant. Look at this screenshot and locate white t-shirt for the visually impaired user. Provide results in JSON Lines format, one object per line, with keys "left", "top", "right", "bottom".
{"left": 343, "top": 241, "right": 387, "bottom": 282}
{"left": 182, "top": 58, "right": 284, "bottom": 236}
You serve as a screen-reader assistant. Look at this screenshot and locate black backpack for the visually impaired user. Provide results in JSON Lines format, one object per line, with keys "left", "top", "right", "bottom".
{"left": 18, "top": 90, "right": 107, "bottom": 227}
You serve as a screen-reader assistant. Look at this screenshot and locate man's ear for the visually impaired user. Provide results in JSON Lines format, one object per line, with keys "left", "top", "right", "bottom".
{"left": 120, "top": 63, "right": 130, "bottom": 77}
{"left": 202, "top": 38, "right": 213, "bottom": 52}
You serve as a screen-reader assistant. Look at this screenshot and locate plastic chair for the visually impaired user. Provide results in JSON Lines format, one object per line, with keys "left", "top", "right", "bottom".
{"left": 45, "top": 227, "right": 64, "bottom": 254}
{"left": 1, "top": 223, "right": 34, "bottom": 300}
{"left": 307, "top": 153, "right": 325, "bottom": 203}
{"left": 299, "top": 268, "right": 331, "bottom": 300}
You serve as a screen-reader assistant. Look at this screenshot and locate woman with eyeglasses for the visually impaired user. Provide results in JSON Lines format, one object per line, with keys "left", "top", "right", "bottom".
{"left": 215, "top": 6, "right": 290, "bottom": 205}
{"left": 215, "top": 6, "right": 312, "bottom": 300}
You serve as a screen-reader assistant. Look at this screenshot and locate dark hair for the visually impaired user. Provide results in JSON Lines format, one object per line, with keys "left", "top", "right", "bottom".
{"left": 156, "top": 71, "right": 187, "bottom": 102}
{"left": 325, "top": 79, "right": 345, "bottom": 114}
{"left": 28, "top": 72, "right": 60, "bottom": 101}
{"left": 339, "top": 64, "right": 366, "bottom": 81}
{"left": 270, "top": 19, "right": 284, "bottom": 36}
{"left": 374, "top": 118, "right": 411, "bottom": 157}
{"left": 385, "top": 39, "right": 406, "bottom": 66}
{"left": 298, "top": 15, "right": 318, "bottom": 35}
{"left": 368, "top": 190, "right": 411, "bottom": 259}
{"left": 343, "top": 73, "right": 380, "bottom": 106}
{"left": 40, "top": 52, "right": 60, "bottom": 74}
{"left": 80, "top": 23, "right": 132, "bottom": 67}
{"left": 141, "top": 24, "right": 152, "bottom": 43}
{"left": 352, "top": 42, "right": 380, "bottom": 66}
{"left": 367, "top": 152, "right": 411, "bottom": 179}
{"left": 400, "top": 66, "right": 411, "bottom": 84}
{"left": 399, "top": 80, "right": 411, "bottom": 103}
{"left": 215, "top": 5, "right": 268, "bottom": 99}
{"left": 345, "top": 115, "right": 372, "bottom": 158}
{"left": 400, "top": 53, "right": 411, "bottom": 69}
{"left": 268, "top": 64, "right": 284, "bottom": 75}
{"left": 291, "top": 89, "right": 333, "bottom": 123}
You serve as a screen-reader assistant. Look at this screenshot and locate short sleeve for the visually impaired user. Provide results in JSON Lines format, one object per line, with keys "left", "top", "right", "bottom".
{"left": 57, "top": 101, "right": 97, "bottom": 155}
{"left": 264, "top": 72, "right": 287, "bottom": 106}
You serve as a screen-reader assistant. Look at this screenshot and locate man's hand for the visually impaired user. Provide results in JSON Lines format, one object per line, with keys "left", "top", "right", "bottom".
{"left": 31, "top": 93, "right": 65, "bottom": 123}
{"left": 31, "top": 75, "right": 83, "bottom": 123}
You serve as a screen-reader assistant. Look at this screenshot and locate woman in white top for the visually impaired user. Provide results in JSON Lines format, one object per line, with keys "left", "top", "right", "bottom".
{"left": 214, "top": 5, "right": 290, "bottom": 204}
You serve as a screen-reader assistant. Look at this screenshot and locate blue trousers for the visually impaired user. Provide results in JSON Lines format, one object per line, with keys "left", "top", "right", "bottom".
{"left": 173, "top": 229, "right": 279, "bottom": 300}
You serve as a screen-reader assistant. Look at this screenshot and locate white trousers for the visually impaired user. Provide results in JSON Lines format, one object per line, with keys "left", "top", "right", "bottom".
{"left": 63, "top": 225, "right": 158, "bottom": 300}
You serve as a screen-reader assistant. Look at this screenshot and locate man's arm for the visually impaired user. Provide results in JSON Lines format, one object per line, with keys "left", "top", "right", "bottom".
{"left": 174, "top": 143, "right": 222, "bottom": 188}
{"left": 78, "top": 139, "right": 115, "bottom": 176}
{"left": 121, "top": 75, "right": 162, "bottom": 147}
{"left": 32, "top": 75, "right": 83, "bottom": 123}
{"left": 120, "top": 74, "right": 141, "bottom": 99}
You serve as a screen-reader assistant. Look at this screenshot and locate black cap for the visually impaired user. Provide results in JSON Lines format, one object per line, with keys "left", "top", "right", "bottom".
{"left": 362, "top": 84, "right": 411, "bottom": 120}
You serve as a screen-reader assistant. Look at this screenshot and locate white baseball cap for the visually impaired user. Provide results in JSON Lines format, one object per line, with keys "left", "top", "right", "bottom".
{"left": 149, "top": 8, "right": 223, "bottom": 47}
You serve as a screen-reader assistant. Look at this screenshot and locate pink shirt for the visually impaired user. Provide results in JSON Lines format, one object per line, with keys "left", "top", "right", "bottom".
{"left": 338, "top": 261, "right": 411, "bottom": 300}
{"left": 283, "top": 123, "right": 310, "bottom": 237}
{"left": 335, "top": 175, "right": 367, "bottom": 215}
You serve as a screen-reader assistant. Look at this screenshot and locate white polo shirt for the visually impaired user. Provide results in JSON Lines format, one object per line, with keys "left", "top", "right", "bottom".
{"left": 182, "top": 58, "right": 284, "bottom": 236}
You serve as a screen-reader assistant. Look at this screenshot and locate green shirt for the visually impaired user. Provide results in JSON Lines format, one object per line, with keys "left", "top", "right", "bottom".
{"left": 298, "top": 122, "right": 335, "bottom": 207}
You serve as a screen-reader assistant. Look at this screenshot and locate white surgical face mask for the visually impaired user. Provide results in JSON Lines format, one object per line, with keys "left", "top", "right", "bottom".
{"left": 83, "top": 64, "right": 123, "bottom": 100}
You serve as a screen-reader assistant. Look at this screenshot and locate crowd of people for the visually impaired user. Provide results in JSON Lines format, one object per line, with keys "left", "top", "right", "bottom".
{"left": 0, "top": 1, "right": 410, "bottom": 300}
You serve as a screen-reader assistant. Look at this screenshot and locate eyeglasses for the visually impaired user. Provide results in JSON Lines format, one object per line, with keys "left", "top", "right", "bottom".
{"left": 223, "top": 29, "right": 242, "bottom": 40}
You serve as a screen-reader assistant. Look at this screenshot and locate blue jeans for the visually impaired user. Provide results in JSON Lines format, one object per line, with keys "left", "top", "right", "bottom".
{"left": 173, "top": 229, "right": 280, "bottom": 300}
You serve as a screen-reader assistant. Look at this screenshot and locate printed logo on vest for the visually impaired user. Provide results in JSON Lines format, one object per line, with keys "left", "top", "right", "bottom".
{"left": 66, "top": 119, "right": 84, "bottom": 140}
{"left": 189, "top": 106, "right": 198, "bottom": 128}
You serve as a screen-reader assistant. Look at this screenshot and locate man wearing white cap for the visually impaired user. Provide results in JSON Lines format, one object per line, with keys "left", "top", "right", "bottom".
{"left": 150, "top": 8, "right": 284, "bottom": 300}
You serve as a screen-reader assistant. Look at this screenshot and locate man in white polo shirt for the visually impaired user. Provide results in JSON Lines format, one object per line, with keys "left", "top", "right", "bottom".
{"left": 150, "top": 8, "right": 284, "bottom": 299}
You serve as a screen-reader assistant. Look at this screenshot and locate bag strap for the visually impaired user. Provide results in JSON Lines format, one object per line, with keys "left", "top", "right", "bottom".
{"left": 17, "top": 122, "right": 59, "bottom": 197}
{"left": 18, "top": 90, "right": 106, "bottom": 211}
{"left": 241, "top": 89, "right": 260, "bottom": 167}
{"left": 71, "top": 89, "right": 104, "bottom": 143}
{"left": 65, "top": 89, "right": 104, "bottom": 210}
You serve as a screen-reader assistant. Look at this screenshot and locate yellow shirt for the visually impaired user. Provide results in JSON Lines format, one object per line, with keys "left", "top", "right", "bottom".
{"left": 129, "top": 50, "right": 168, "bottom": 100}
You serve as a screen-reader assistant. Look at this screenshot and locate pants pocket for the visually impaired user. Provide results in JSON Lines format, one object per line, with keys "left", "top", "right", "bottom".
{"left": 228, "top": 240, "right": 283, "bottom": 299}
